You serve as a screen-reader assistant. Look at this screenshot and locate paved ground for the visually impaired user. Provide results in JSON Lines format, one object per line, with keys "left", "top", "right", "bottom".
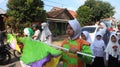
{"left": 0, "top": 58, "right": 63, "bottom": 67}
{"left": 0, "top": 52, "right": 21, "bottom": 67}
{"left": 0, "top": 35, "right": 67, "bottom": 67}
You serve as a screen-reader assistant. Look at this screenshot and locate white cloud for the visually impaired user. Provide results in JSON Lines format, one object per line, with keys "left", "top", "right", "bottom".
{"left": 69, "top": 0, "right": 86, "bottom": 11}
{"left": 0, "top": 0, "right": 5, "bottom": 4}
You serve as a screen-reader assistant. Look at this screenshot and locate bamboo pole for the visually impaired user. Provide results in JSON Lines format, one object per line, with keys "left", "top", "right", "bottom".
{"left": 49, "top": 44, "right": 95, "bottom": 58}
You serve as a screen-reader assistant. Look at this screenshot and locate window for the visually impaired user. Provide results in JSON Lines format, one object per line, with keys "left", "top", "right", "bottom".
{"left": 81, "top": 27, "right": 96, "bottom": 33}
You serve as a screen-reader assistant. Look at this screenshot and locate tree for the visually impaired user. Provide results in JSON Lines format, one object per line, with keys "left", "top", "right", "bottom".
{"left": 76, "top": 0, "right": 115, "bottom": 26}
{"left": 76, "top": 6, "right": 92, "bottom": 26}
{"left": 6, "top": 0, "right": 46, "bottom": 32}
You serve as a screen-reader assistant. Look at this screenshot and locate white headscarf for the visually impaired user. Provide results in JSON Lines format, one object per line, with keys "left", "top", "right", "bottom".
{"left": 24, "top": 28, "right": 30, "bottom": 36}
{"left": 40, "top": 22, "right": 52, "bottom": 42}
{"left": 98, "top": 22, "right": 107, "bottom": 35}
{"left": 105, "top": 33, "right": 120, "bottom": 58}
{"left": 23, "top": 28, "right": 34, "bottom": 37}
{"left": 82, "top": 31, "right": 92, "bottom": 44}
{"left": 68, "top": 19, "right": 81, "bottom": 40}
{"left": 92, "top": 32, "right": 104, "bottom": 49}
{"left": 91, "top": 32, "right": 105, "bottom": 57}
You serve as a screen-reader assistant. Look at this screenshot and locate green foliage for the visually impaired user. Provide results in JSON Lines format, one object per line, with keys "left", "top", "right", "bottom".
{"left": 6, "top": 0, "right": 46, "bottom": 32}
{"left": 76, "top": 6, "right": 92, "bottom": 26}
{"left": 76, "top": 0, "right": 115, "bottom": 26}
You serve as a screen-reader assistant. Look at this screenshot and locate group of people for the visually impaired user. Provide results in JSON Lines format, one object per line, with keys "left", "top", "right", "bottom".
{"left": 80, "top": 21, "right": 120, "bottom": 67}
{"left": 0, "top": 22, "right": 52, "bottom": 46}
{"left": 4, "top": 22, "right": 53, "bottom": 67}
{"left": 59, "top": 19, "right": 120, "bottom": 67}
{"left": 1, "top": 19, "right": 120, "bottom": 67}
{"left": 22, "top": 22, "right": 52, "bottom": 45}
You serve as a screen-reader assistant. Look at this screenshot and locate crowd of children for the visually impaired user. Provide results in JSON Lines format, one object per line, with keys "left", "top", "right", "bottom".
{"left": 1, "top": 19, "right": 120, "bottom": 67}
{"left": 80, "top": 22, "right": 120, "bottom": 67}
{"left": 61, "top": 19, "right": 120, "bottom": 67}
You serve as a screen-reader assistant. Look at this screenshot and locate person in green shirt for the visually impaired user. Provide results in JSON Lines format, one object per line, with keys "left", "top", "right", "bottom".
{"left": 61, "top": 19, "right": 93, "bottom": 67}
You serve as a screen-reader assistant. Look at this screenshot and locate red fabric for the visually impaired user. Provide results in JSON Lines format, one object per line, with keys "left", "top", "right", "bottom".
{"left": 108, "top": 27, "right": 114, "bottom": 31}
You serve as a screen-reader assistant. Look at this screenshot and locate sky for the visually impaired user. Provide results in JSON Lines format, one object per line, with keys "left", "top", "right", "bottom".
{"left": 0, "top": 0, "right": 120, "bottom": 20}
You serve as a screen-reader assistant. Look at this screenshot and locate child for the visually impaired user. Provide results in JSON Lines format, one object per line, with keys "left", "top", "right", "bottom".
{"left": 91, "top": 32, "right": 105, "bottom": 67}
{"left": 81, "top": 31, "right": 92, "bottom": 67}
{"left": 23, "top": 27, "right": 34, "bottom": 37}
{"left": 81, "top": 31, "right": 92, "bottom": 44}
{"left": 32, "top": 24, "right": 41, "bottom": 40}
{"left": 105, "top": 33, "right": 120, "bottom": 67}
{"left": 61, "top": 19, "right": 92, "bottom": 67}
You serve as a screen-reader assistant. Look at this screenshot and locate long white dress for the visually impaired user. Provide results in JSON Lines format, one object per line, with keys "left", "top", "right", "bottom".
{"left": 40, "top": 22, "right": 52, "bottom": 45}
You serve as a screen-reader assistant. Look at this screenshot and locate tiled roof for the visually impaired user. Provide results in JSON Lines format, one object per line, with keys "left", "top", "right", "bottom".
{"left": 47, "top": 9, "right": 65, "bottom": 18}
{"left": 47, "top": 7, "right": 76, "bottom": 19}
{"left": 68, "top": 10, "right": 76, "bottom": 18}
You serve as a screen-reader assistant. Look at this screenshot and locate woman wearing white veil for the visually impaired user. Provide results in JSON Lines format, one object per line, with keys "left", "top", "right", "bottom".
{"left": 40, "top": 22, "right": 52, "bottom": 45}
{"left": 98, "top": 22, "right": 110, "bottom": 45}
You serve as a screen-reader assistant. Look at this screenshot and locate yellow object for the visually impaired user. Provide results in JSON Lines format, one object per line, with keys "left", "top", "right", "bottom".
{"left": 44, "top": 55, "right": 62, "bottom": 67}
{"left": 16, "top": 43, "right": 21, "bottom": 52}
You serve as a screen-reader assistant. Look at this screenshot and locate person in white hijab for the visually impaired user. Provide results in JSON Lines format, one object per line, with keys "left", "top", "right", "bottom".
{"left": 99, "top": 22, "right": 107, "bottom": 35}
{"left": 40, "top": 22, "right": 52, "bottom": 45}
{"left": 81, "top": 31, "right": 93, "bottom": 67}
{"left": 61, "top": 19, "right": 92, "bottom": 67}
{"left": 98, "top": 22, "right": 110, "bottom": 45}
{"left": 105, "top": 32, "right": 120, "bottom": 67}
{"left": 67, "top": 19, "right": 81, "bottom": 40}
{"left": 91, "top": 32, "right": 105, "bottom": 67}
{"left": 81, "top": 31, "right": 92, "bottom": 44}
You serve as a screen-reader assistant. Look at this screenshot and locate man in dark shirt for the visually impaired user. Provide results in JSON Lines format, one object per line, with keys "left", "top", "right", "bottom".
{"left": 0, "top": 31, "right": 5, "bottom": 46}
